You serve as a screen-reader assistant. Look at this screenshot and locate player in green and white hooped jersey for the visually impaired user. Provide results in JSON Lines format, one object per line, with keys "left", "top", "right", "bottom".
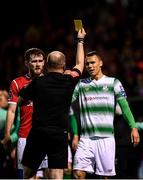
{"left": 72, "top": 51, "right": 140, "bottom": 179}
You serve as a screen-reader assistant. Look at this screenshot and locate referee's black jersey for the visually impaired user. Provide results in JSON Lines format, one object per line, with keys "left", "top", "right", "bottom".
{"left": 19, "top": 68, "right": 81, "bottom": 132}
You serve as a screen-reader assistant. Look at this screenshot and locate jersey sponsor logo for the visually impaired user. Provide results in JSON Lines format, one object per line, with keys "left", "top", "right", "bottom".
{"left": 84, "top": 96, "right": 108, "bottom": 101}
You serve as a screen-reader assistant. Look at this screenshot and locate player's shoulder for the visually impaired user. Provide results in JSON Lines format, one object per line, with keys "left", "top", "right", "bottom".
{"left": 81, "top": 77, "right": 91, "bottom": 84}
{"left": 104, "top": 75, "right": 116, "bottom": 82}
{"left": 12, "top": 74, "right": 30, "bottom": 83}
{"left": 10, "top": 74, "right": 31, "bottom": 90}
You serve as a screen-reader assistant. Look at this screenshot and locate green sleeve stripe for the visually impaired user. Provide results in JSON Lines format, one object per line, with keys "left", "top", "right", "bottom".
{"left": 117, "top": 98, "right": 137, "bottom": 128}
{"left": 70, "top": 114, "right": 78, "bottom": 135}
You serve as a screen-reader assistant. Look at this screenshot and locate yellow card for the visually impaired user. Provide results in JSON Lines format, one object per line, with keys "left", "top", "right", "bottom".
{"left": 74, "top": 19, "right": 83, "bottom": 32}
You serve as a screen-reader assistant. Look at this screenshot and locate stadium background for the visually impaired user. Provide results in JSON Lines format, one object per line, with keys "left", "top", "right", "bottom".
{"left": 0, "top": 0, "right": 143, "bottom": 178}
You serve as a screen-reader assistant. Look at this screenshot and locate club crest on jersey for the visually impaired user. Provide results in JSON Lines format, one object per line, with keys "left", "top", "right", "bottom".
{"left": 102, "top": 85, "right": 108, "bottom": 91}
{"left": 85, "top": 87, "right": 90, "bottom": 91}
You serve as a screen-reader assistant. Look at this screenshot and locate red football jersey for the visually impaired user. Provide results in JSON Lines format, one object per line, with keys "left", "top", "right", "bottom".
{"left": 8, "top": 74, "right": 33, "bottom": 138}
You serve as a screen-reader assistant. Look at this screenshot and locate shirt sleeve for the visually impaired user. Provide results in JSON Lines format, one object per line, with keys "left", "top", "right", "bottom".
{"left": 8, "top": 80, "right": 19, "bottom": 104}
{"left": 69, "top": 107, "right": 78, "bottom": 135}
{"left": 117, "top": 97, "right": 137, "bottom": 128}
{"left": 72, "top": 82, "right": 80, "bottom": 103}
{"left": 114, "top": 78, "right": 127, "bottom": 100}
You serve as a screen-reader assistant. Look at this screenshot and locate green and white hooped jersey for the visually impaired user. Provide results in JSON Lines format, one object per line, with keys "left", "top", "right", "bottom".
{"left": 72, "top": 75, "right": 126, "bottom": 138}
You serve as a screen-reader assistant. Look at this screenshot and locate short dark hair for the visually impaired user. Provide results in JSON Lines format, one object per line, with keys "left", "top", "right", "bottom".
{"left": 86, "top": 50, "right": 102, "bottom": 61}
{"left": 24, "top": 48, "right": 46, "bottom": 62}
{"left": 86, "top": 50, "right": 97, "bottom": 57}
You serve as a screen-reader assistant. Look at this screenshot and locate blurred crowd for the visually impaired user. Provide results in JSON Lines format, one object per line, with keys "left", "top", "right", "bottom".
{"left": 0, "top": 0, "right": 143, "bottom": 98}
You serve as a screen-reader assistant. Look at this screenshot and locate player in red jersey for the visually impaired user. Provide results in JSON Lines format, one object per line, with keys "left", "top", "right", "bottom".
{"left": 3, "top": 48, "right": 48, "bottom": 179}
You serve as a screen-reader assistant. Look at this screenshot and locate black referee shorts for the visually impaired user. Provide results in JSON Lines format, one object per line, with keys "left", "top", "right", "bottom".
{"left": 22, "top": 128, "right": 68, "bottom": 170}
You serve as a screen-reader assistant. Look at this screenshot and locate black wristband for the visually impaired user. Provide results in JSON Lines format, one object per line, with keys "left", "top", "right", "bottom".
{"left": 77, "top": 38, "right": 84, "bottom": 43}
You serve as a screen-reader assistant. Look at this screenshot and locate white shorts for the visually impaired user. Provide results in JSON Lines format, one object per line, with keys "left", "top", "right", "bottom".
{"left": 17, "top": 137, "right": 48, "bottom": 170}
{"left": 73, "top": 136, "right": 116, "bottom": 176}
{"left": 68, "top": 144, "right": 72, "bottom": 163}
